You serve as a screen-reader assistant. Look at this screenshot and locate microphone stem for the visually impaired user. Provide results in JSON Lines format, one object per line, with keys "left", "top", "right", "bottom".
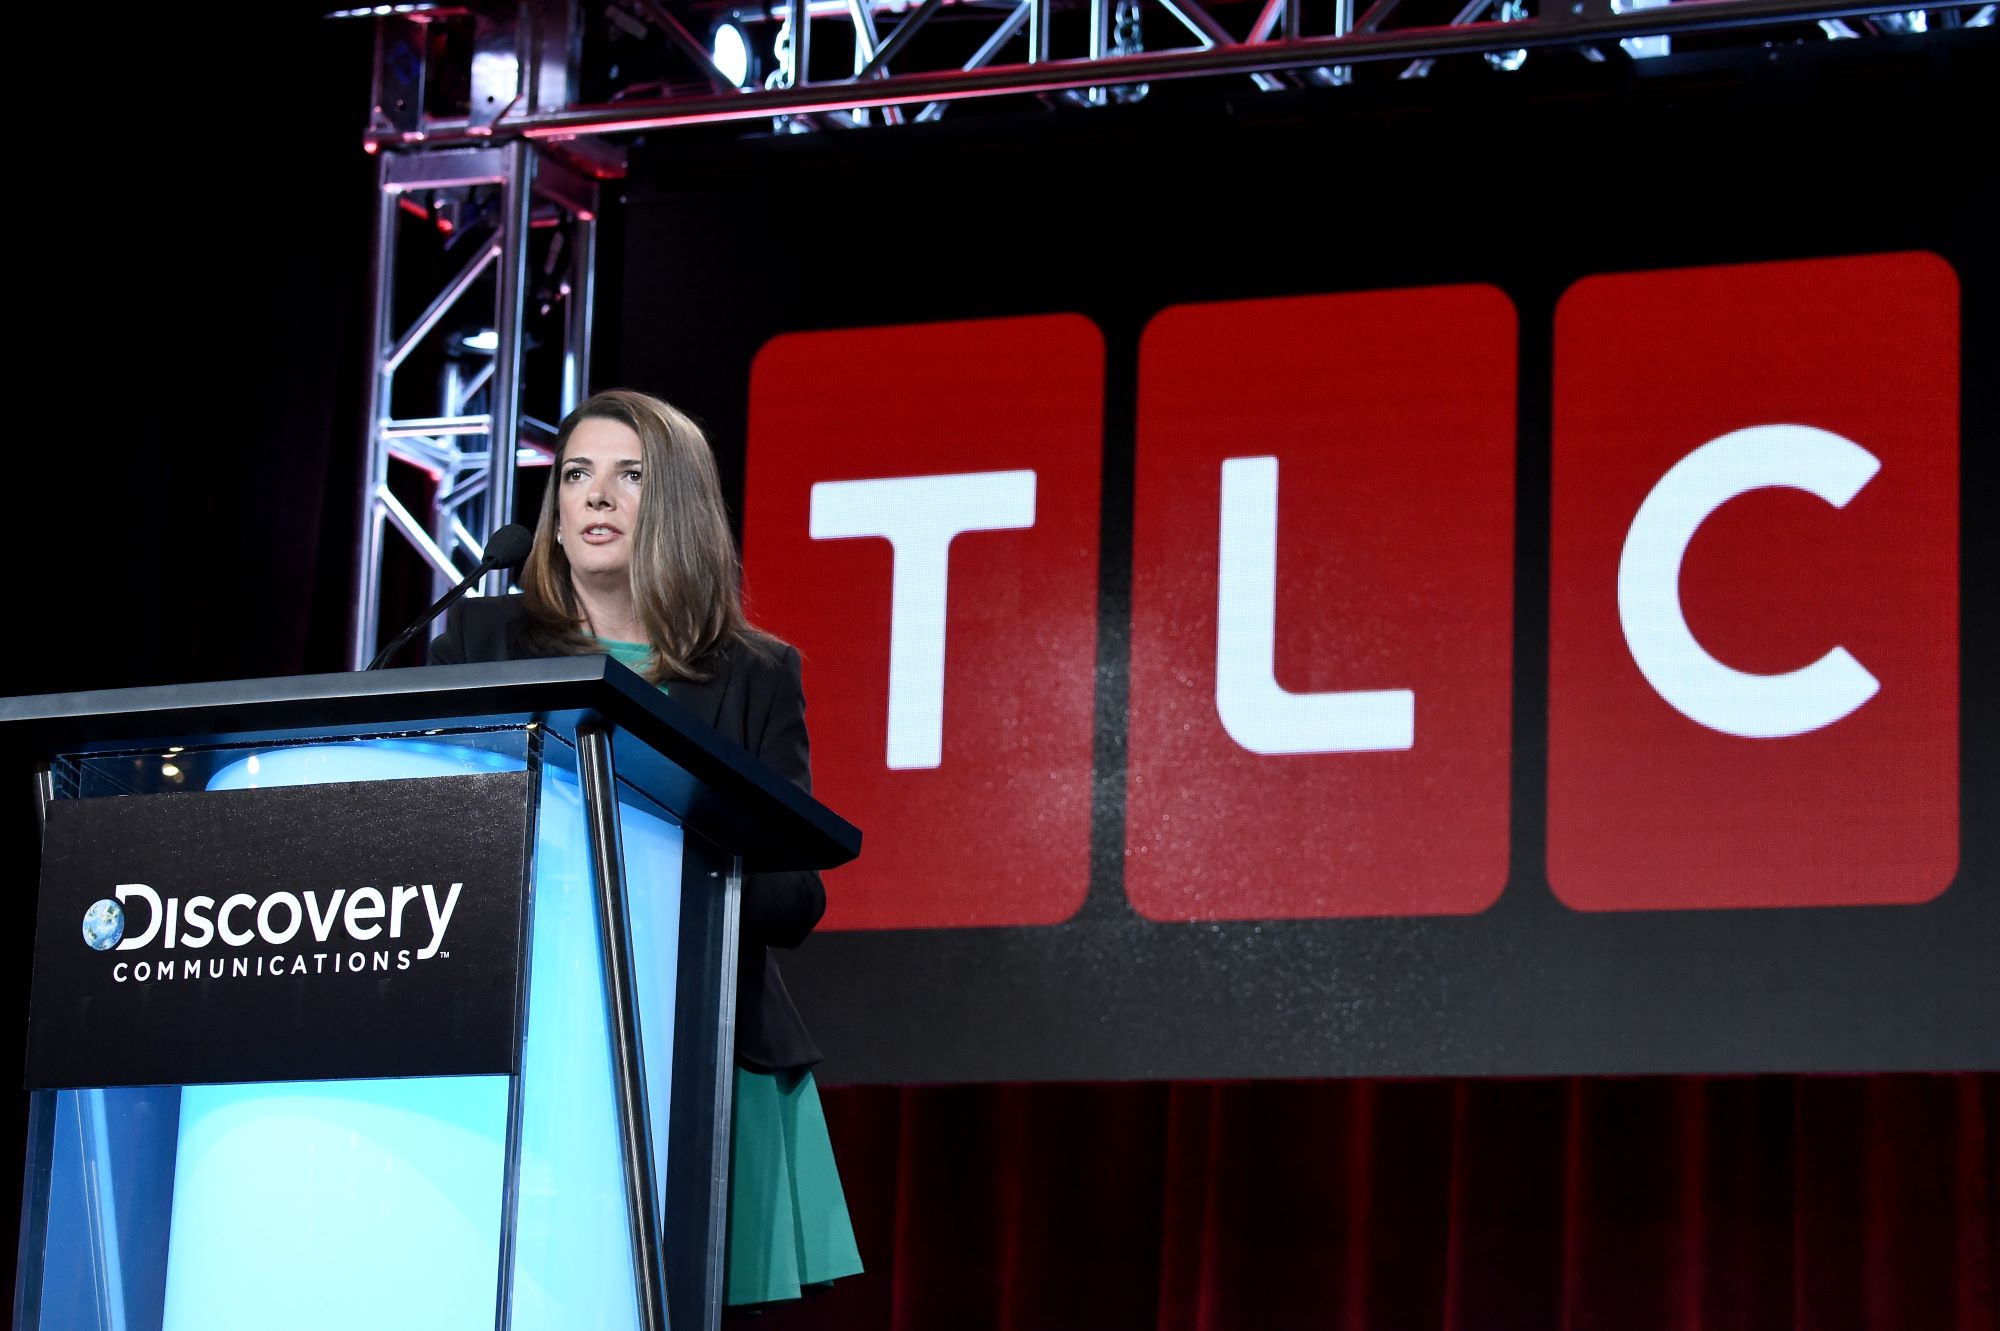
{"left": 364, "top": 559, "right": 497, "bottom": 670}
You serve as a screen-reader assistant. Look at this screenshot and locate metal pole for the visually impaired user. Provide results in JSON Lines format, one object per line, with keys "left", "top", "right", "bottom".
{"left": 576, "top": 723, "right": 671, "bottom": 1331}
{"left": 484, "top": 140, "right": 535, "bottom": 596}
{"left": 14, "top": 767, "right": 58, "bottom": 1328}
{"left": 432, "top": 378, "right": 463, "bottom": 603}
{"left": 31, "top": 763, "right": 52, "bottom": 839}
{"left": 350, "top": 150, "right": 401, "bottom": 668}
{"left": 700, "top": 857, "right": 743, "bottom": 1331}
{"left": 491, "top": 729, "right": 543, "bottom": 1331}
{"left": 791, "top": 0, "right": 813, "bottom": 87}
{"left": 1326, "top": 0, "right": 1354, "bottom": 82}
{"left": 564, "top": 211, "right": 598, "bottom": 417}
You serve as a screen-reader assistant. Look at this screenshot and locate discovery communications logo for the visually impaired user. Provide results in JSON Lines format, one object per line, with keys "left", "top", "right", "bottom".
{"left": 79, "top": 881, "right": 465, "bottom": 983}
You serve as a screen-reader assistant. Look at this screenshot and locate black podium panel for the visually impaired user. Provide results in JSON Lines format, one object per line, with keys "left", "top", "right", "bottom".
{"left": 30, "top": 772, "right": 533, "bottom": 1090}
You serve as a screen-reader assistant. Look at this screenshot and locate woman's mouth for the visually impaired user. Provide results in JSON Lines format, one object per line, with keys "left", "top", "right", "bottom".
{"left": 580, "top": 524, "right": 622, "bottom": 544}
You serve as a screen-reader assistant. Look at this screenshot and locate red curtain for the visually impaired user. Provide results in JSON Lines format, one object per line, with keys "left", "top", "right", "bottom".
{"left": 748, "top": 1075, "right": 1997, "bottom": 1331}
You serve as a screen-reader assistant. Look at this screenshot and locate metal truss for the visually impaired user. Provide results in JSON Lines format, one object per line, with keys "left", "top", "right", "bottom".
{"left": 347, "top": 0, "right": 1988, "bottom": 667}
{"left": 356, "top": 0, "right": 1995, "bottom": 148}
{"left": 351, "top": 0, "right": 630, "bottom": 667}
{"left": 349, "top": 137, "right": 605, "bottom": 668}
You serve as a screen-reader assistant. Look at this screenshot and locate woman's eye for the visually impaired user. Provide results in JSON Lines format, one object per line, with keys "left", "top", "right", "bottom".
{"left": 563, "top": 467, "right": 587, "bottom": 482}
{"left": 623, "top": 470, "right": 643, "bottom": 484}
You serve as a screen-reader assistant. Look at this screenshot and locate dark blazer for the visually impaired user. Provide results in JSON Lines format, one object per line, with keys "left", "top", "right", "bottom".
{"left": 429, "top": 594, "right": 825, "bottom": 1072}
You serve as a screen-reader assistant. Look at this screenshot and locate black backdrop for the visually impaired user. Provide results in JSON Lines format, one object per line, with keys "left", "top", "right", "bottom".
{"left": 15, "top": 9, "right": 376, "bottom": 699}
{"left": 614, "top": 33, "right": 2000, "bottom": 1083}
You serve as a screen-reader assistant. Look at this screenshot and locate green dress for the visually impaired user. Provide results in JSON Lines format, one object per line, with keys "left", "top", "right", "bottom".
{"left": 596, "top": 638, "right": 864, "bottom": 1305}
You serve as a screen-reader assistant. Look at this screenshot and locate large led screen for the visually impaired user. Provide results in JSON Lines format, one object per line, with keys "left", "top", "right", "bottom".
{"left": 617, "top": 40, "right": 1999, "bottom": 1080}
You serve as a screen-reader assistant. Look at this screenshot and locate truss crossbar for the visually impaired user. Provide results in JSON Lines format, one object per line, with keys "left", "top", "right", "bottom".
{"left": 365, "top": 0, "right": 1959, "bottom": 146}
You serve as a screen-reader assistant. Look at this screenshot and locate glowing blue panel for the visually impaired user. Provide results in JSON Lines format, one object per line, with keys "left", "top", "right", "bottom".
{"left": 624, "top": 797, "right": 684, "bottom": 1226}
{"left": 205, "top": 737, "right": 528, "bottom": 790}
{"left": 162, "top": 1077, "right": 510, "bottom": 1331}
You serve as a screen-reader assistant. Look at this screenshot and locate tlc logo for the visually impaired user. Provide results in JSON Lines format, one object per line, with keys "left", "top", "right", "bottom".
{"left": 743, "top": 253, "right": 1960, "bottom": 931}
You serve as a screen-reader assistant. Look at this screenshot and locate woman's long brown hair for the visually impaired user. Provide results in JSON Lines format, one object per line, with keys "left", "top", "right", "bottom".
{"left": 519, "top": 389, "right": 766, "bottom": 683}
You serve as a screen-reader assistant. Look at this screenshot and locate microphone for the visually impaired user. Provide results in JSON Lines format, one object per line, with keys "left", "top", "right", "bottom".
{"left": 365, "top": 524, "right": 535, "bottom": 670}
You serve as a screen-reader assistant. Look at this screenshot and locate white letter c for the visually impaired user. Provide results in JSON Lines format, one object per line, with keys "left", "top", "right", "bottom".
{"left": 217, "top": 894, "right": 257, "bottom": 947}
{"left": 1617, "top": 423, "right": 1880, "bottom": 739}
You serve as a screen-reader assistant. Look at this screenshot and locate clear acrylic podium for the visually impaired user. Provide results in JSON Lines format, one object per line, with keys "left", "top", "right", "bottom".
{"left": 2, "top": 658, "right": 860, "bottom": 1331}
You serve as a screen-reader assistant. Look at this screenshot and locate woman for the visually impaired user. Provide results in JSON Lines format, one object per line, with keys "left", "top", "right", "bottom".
{"left": 428, "top": 388, "right": 863, "bottom": 1309}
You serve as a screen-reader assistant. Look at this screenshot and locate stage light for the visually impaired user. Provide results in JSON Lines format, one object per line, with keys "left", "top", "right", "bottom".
{"left": 1485, "top": 0, "right": 1527, "bottom": 71}
{"left": 1613, "top": 0, "right": 1670, "bottom": 58}
{"left": 326, "top": 3, "right": 442, "bottom": 16}
{"left": 460, "top": 329, "right": 499, "bottom": 353}
{"left": 711, "top": 19, "right": 755, "bottom": 89}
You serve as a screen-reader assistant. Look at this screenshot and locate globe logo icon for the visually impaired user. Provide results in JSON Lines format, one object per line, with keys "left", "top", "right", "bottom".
{"left": 81, "top": 899, "right": 124, "bottom": 952}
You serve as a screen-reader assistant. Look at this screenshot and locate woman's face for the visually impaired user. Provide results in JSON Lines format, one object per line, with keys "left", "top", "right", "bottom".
{"left": 555, "top": 416, "right": 646, "bottom": 581}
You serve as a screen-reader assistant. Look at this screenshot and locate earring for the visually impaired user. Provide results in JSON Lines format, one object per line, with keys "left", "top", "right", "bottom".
{"left": 556, "top": 530, "right": 563, "bottom": 544}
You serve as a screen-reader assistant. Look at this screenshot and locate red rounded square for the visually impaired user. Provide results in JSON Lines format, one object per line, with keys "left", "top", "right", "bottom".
{"left": 743, "top": 315, "right": 1104, "bottom": 930}
{"left": 1125, "top": 286, "right": 1518, "bottom": 922}
{"left": 1547, "top": 252, "right": 1960, "bottom": 912}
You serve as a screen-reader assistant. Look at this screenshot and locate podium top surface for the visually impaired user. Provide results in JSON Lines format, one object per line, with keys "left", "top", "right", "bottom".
{"left": 0, "top": 658, "right": 859, "bottom": 872}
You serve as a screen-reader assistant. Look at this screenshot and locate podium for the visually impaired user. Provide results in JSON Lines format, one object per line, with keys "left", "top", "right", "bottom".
{"left": 2, "top": 658, "right": 860, "bottom": 1331}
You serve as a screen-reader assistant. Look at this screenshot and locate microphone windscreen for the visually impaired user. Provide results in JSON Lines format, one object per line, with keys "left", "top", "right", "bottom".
{"left": 484, "top": 524, "right": 535, "bottom": 571}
